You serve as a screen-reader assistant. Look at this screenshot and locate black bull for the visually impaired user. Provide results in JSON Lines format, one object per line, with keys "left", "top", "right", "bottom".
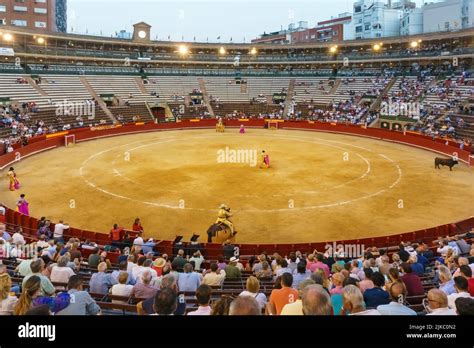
{"left": 434, "top": 157, "right": 458, "bottom": 171}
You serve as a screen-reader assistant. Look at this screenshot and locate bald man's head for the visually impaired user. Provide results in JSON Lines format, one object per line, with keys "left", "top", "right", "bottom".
{"left": 229, "top": 296, "right": 261, "bottom": 315}
{"left": 388, "top": 281, "right": 407, "bottom": 303}
{"left": 302, "top": 284, "right": 332, "bottom": 315}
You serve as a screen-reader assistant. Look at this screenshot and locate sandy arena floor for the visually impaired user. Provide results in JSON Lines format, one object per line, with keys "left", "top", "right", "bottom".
{"left": 1, "top": 128, "right": 473, "bottom": 244}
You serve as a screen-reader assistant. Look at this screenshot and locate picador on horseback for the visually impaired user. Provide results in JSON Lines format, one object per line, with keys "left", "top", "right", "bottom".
{"left": 207, "top": 204, "right": 237, "bottom": 243}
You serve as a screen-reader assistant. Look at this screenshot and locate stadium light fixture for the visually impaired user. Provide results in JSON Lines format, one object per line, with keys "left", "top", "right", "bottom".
{"left": 250, "top": 47, "right": 257, "bottom": 55}
{"left": 3, "top": 33, "right": 13, "bottom": 42}
{"left": 37, "top": 37, "right": 45, "bottom": 44}
{"left": 219, "top": 46, "right": 226, "bottom": 55}
{"left": 329, "top": 45, "right": 338, "bottom": 54}
{"left": 373, "top": 43, "right": 381, "bottom": 51}
{"left": 410, "top": 41, "right": 418, "bottom": 48}
{"left": 178, "top": 45, "right": 189, "bottom": 55}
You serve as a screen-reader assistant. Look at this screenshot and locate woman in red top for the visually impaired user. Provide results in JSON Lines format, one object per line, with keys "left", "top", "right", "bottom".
{"left": 132, "top": 218, "right": 144, "bottom": 234}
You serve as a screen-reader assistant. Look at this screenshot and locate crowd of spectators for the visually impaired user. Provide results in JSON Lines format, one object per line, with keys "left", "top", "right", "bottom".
{"left": 1, "top": 211, "right": 473, "bottom": 316}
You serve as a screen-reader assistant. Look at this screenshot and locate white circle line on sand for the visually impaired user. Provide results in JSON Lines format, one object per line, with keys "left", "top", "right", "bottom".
{"left": 78, "top": 131, "right": 402, "bottom": 212}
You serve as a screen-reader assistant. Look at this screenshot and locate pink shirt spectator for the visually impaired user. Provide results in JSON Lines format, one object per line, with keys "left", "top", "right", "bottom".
{"left": 359, "top": 279, "right": 375, "bottom": 293}
{"left": 330, "top": 286, "right": 343, "bottom": 295}
{"left": 313, "top": 261, "right": 330, "bottom": 277}
{"left": 187, "top": 306, "right": 211, "bottom": 315}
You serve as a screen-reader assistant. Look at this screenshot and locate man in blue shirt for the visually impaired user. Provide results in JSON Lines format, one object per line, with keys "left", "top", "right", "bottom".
{"left": 409, "top": 255, "right": 425, "bottom": 276}
{"left": 57, "top": 275, "right": 101, "bottom": 315}
{"left": 363, "top": 272, "right": 390, "bottom": 308}
{"left": 177, "top": 263, "right": 201, "bottom": 292}
{"left": 111, "top": 261, "right": 136, "bottom": 285}
{"left": 89, "top": 262, "right": 117, "bottom": 294}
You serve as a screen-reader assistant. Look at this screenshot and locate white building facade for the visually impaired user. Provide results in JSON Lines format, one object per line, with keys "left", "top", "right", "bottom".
{"left": 353, "top": 0, "right": 403, "bottom": 39}
{"left": 423, "top": 0, "right": 474, "bottom": 33}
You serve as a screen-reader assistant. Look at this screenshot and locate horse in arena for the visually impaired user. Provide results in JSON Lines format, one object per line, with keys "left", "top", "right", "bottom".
{"left": 206, "top": 223, "right": 237, "bottom": 243}
{"left": 434, "top": 157, "right": 458, "bottom": 171}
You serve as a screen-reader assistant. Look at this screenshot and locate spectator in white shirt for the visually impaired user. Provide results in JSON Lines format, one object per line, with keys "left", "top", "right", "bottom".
{"left": 436, "top": 240, "right": 452, "bottom": 257}
{"left": 50, "top": 255, "right": 75, "bottom": 285}
{"left": 448, "top": 276, "right": 472, "bottom": 309}
{"left": 53, "top": 221, "right": 69, "bottom": 242}
{"left": 111, "top": 272, "right": 134, "bottom": 304}
{"left": 12, "top": 228, "right": 25, "bottom": 245}
{"left": 202, "top": 263, "right": 226, "bottom": 287}
{"left": 133, "top": 232, "right": 144, "bottom": 253}
{"left": 425, "top": 289, "right": 456, "bottom": 315}
{"left": 239, "top": 276, "right": 267, "bottom": 310}
{"left": 189, "top": 251, "right": 205, "bottom": 271}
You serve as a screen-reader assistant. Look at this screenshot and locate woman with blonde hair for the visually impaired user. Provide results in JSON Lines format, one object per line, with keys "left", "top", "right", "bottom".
{"left": 0, "top": 274, "right": 18, "bottom": 315}
{"left": 14, "top": 276, "right": 41, "bottom": 315}
{"left": 239, "top": 276, "right": 267, "bottom": 310}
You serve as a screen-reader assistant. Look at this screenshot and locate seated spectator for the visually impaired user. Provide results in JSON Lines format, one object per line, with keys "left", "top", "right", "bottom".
{"left": 275, "top": 259, "right": 292, "bottom": 277}
{"left": 0, "top": 273, "right": 18, "bottom": 315}
{"left": 153, "top": 288, "right": 177, "bottom": 315}
{"left": 342, "top": 285, "right": 380, "bottom": 315}
{"left": 438, "top": 265, "right": 456, "bottom": 296}
{"left": 111, "top": 261, "right": 136, "bottom": 285}
{"left": 455, "top": 297, "right": 474, "bottom": 315}
{"left": 22, "top": 259, "right": 55, "bottom": 296}
{"left": 171, "top": 249, "right": 187, "bottom": 271}
{"left": 363, "top": 272, "right": 390, "bottom": 308}
{"left": 50, "top": 255, "right": 75, "bottom": 285}
{"left": 216, "top": 255, "right": 227, "bottom": 271}
{"left": 448, "top": 276, "right": 472, "bottom": 309}
{"left": 301, "top": 284, "right": 332, "bottom": 315}
{"left": 14, "top": 276, "right": 69, "bottom": 315}
{"left": 359, "top": 268, "right": 375, "bottom": 293}
{"left": 268, "top": 273, "right": 298, "bottom": 315}
{"left": 408, "top": 255, "right": 425, "bottom": 276}
{"left": 189, "top": 251, "right": 205, "bottom": 271}
{"left": 401, "top": 263, "right": 424, "bottom": 296}
{"left": 187, "top": 284, "right": 212, "bottom": 315}
{"left": 56, "top": 275, "right": 101, "bottom": 315}
{"left": 255, "top": 261, "right": 272, "bottom": 279}
{"left": 281, "top": 279, "right": 315, "bottom": 315}
{"left": 131, "top": 270, "right": 158, "bottom": 299}
{"left": 425, "top": 289, "right": 456, "bottom": 315}
{"left": 330, "top": 272, "right": 345, "bottom": 295}
{"left": 111, "top": 272, "right": 134, "bottom": 303}
{"left": 239, "top": 276, "right": 267, "bottom": 310}
{"left": 458, "top": 265, "right": 474, "bottom": 296}
{"left": 292, "top": 262, "right": 311, "bottom": 289}
{"left": 138, "top": 275, "right": 186, "bottom": 316}
{"left": 88, "top": 247, "right": 101, "bottom": 269}
{"left": 313, "top": 253, "right": 330, "bottom": 278}
{"left": 178, "top": 263, "right": 201, "bottom": 292}
{"left": 229, "top": 296, "right": 261, "bottom": 315}
{"left": 377, "top": 282, "right": 416, "bottom": 315}
{"left": 89, "top": 262, "right": 117, "bottom": 295}
{"left": 224, "top": 257, "right": 242, "bottom": 279}
{"left": 251, "top": 254, "right": 266, "bottom": 274}
{"left": 211, "top": 295, "right": 234, "bottom": 316}
{"left": 202, "top": 263, "right": 226, "bottom": 287}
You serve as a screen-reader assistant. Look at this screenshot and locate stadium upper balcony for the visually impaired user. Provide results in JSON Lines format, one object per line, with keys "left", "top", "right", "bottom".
{"left": 1, "top": 26, "right": 473, "bottom": 69}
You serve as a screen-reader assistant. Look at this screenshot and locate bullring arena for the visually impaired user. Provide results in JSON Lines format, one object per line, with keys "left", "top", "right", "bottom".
{"left": 2, "top": 13, "right": 474, "bottom": 326}
{"left": 1, "top": 122, "right": 473, "bottom": 244}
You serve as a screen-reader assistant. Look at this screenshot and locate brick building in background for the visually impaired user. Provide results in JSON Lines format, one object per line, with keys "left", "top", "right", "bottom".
{"left": 0, "top": 0, "right": 67, "bottom": 32}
